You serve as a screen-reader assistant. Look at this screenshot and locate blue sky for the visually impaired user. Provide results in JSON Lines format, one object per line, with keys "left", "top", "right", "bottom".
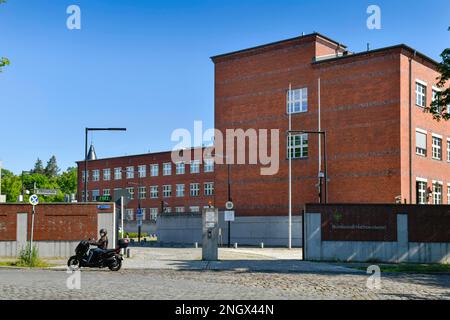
{"left": 0, "top": 0, "right": 449, "bottom": 174}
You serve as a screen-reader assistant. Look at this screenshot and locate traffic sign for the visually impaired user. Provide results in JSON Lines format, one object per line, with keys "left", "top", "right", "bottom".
{"left": 225, "top": 201, "right": 234, "bottom": 210}
{"left": 224, "top": 210, "right": 235, "bottom": 222}
{"left": 36, "top": 189, "right": 58, "bottom": 196}
{"left": 29, "top": 194, "right": 39, "bottom": 206}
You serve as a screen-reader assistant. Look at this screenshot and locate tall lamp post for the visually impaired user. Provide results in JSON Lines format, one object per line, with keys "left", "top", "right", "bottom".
{"left": 287, "top": 130, "right": 328, "bottom": 204}
{"left": 127, "top": 168, "right": 143, "bottom": 242}
{"left": 84, "top": 128, "right": 127, "bottom": 202}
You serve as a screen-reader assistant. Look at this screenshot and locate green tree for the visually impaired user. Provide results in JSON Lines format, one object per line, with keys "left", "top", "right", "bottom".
{"left": 0, "top": 0, "right": 9, "bottom": 73}
{"left": 57, "top": 167, "right": 78, "bottom": 196}
{"left": 31, "top": 158, "right": 45, "bottom": 174}
{"left": 44, "top": 155, "right": 60, "bottom": 178}
{"left": 426, "top": 26, "right": 450, "bottom": 121}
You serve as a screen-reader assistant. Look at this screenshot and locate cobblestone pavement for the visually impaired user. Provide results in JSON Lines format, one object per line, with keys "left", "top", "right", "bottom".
{"left": 0, "top": 268, "right": 449, "bottom": 300}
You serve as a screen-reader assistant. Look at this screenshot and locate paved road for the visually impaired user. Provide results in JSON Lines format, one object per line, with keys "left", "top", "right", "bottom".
{"left": 1, "top": 268, "right": 449, "bottom": 300}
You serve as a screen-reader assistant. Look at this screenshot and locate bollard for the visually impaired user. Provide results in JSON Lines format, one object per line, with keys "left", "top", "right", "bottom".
{"left": 234, "top": 243, "right": 238, "bottom": 249}
{"left": 126, "top": 248, "right": 131, "bottom": 258}
{"left": 260, "top": 242, "right": 264, "bottom": 249}
{"left": 194, "top": 242, "right": 198, "bottom": 248}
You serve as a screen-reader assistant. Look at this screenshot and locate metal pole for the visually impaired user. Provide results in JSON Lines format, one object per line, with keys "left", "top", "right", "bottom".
{"left": 288, "top": 84, "right": 292, "bottom": 249}
{"left": 121, "top": 196, "right": 124, "bottom": 239}
{"left": 84, "top": 128, "right": 88, "bottom": 202}
{"left": 29, "top": 205, "right": 35, "bottom": 263}
{"left": 323, "top": 132, "right": 328, "bottom": 204}
{"left": 227, "top": 163, "right": 231, "bottom": 248}
{"left": 138, "top": 174, "right": 141, "bottom": 243}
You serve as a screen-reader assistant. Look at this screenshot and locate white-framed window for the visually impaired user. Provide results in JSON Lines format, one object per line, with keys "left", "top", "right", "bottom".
{"left": 415, "top": 130, "right": 427, "bottom": 156}
{"left": 416, "top": 179, "right": 427, "bottom": 205}
{"left": 190, "top": 160, "right": 200, "bottom": 174}
{"left": 103, "top": 168, "right": 111, "bottom": 181}
{"left": 150, "top": 164, "right": 159, "bottom": 177}
{"left": 190, "top": 183, "right": 200, "bottom": 197}
{"left": 126, "top": 166, "right": 135, "bottom": 179}
{"left": 126, "top": 209, "right": 134, "bottom": 221}
{"left": 92, "top": 189, "right": 100, "bottom": 201}
{"left": 175, "top": 207, "right": 185, "bottom": 213}
{"left": 432, "top": 88, "right": 443, "bottom": 113}
{"left": 176, "top": 184, "right": 185, "bottom": 197}
{"left": 150, "top": 186, "right": 158, "bottom": 199}
{"left": 204, "top": 182, "right": 214, "bottom": 196}
{"left": 163, "top": 185, "right": 172, "bottom": 198}
{"left": 416, "top": 81, "right": 427, "bottom": 107}
{"left": 288, "top": 134, "right": 308, "bottom": 159}
{"left": 82, "top": 171, "right": 89, "bottom": 182}
{"left": 433, "top": 182, "right": 443, "bottom": 205}
{"left": 176, "top": 162, "right": 185, "bottom": 175}
{"left": 163, "top": 163, "right": 172, "bottom": 176}
{"left": 92, "top": 170, "right": 100, "bottom": 182}
{"left": 114, "top": 168, "right": 122, "bottom": 180}
{"left": 165, "top": 207, "right": 172, "bottom": 213}
{"left": 138, "top": 186, "right": 146, "bottom": 199}
{"left": 140, "top": 208, "right": 146, "bottom": 221}
{"left": 204, "top": 159, "right": 214, "bottom": 173}
{"left": 189, "top": 206, "right": 200, "bottom": 213}
{"left": 432, "top": 135, "right": 442, "bottom": 160}
{"left": 447, "top": 139, "right": 450, "bottom": 162}
{"left": 138, "top": 165, "right": 146, "bottom": 178}
{"left": 82, "top": 190, "right": 89, "bottom": 201}
{"left": 150, "top": 208, "right": 158, "bottom": 221}
{"left": 287, "top": 87, "right": 308, "bottom": 114}
{"left": 447, "top": 184, "right": 450, "bottom": 205}
{"left": 103, "top": 189, "right": 110, "bottom": 197}
{"left": 126, "top": 187, "right": 134, "bottom": 200}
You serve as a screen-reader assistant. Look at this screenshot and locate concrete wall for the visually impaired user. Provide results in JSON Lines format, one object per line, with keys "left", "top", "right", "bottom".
{"left": 304, "top": 212, "right": 450, "bottom": 263}
{"left": 123, "top": 221, "right": 157, "bottom": 235}
{"left": 157, "top": 213, "right": 302, "bottom": 247}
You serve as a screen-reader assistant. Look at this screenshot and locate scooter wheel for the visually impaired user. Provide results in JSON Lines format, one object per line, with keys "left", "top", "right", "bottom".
{"left": 67, "top": 256, "right": 81, "bottom": 270}
{"left": 108, "top": 257, "right": 122, "bottom": 271}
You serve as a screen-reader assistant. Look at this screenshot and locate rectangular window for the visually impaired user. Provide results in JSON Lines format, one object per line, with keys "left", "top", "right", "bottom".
{"left": 432, "top": 89, "right": 443, "bottom": 113}
{"left": 175, "top": 207, "right": 185, "bottom": 213}
{"left": 189, "top": 206, "right": 200, "bottom": 213}
{"left": 103, "top": 168, "right": 111, "bottom": 181}
{"left": 415, "top": 130, "right": 427, "bottom": 156}
{"left": 138, "top": 165, "right": 146, "bottom": 178}
{"left": 433, "top": 182, "right": 443, "bottom": 205}
{"left": 190, "top": 183, "right": 200, "bottom": 197}
{"left": 126, "top": 209, "right": 134, "bottom": 221}
{"left": 126, "top": 187, "right": 134, "bottom": 200}
{"left": 163, "top": 163, "right": 172, "bottom": 176}
{"left": 140, "top": 208, "right": 146, "bottom": 221}
{"left": 103, "top": 189, "right": 110, "bottom": 197}
{"left": 163, "top": 185, "right": 172, "bottom": 198}
{"left": 114, "top": 168, "right": 122, "bottom": 180}
{"left": 150, "top": 164, "right": 159, "bottom": 177}
{"left": 176, "top": 184, "right": 185, "bottom": 197}
{"left": 416, "top": 180, "right": 427, "bottom": 205}
{"left": 432, "top": 135, "right": 442, "bottom": 160}
{"left": 82, "top": 171, "right": 89, "bottom": 182}
{"left": 165, "top": 207, "right": 172, "bottom": 213}
{"left": 92, "top": 170, "right": 100, "bottom": 182}
{"left": 447, "top": 140, "right": 450, "bottom": 162}
{"left": 150, "top": 186, "right": 158, "bottom": 199}
{"left": 288, "top": 134, "right": 308, "bottom": 159}
{"left": 190, "top": 160, "right": 200, "bottom": 174}
{"left": 204, "top": 182, "right": 214, "bottom": 196}
{"left": 92, "top": 189, "right": 100, "bottom": 201}
{"left": 126, "top": 166, "right": 135, "bottom": 179}
{"left": 150, "top": 208, "right": 158, "bottom": 221}
{"left": 287, "top": 88, "right": 308, "bottom": 114}
{"left": 416, "top": 82, "right": 427, "bottom": 107}
{"left": 81, "top": 190, "right": 88, "bottom": 201}
{"left": 138, "top": 186, "right": 146, "bottom": 199}
{"left": 176, "top": 162, "right": 185, "bottom": 175}
{"left": 204, "top": 159, "right": 214, "bottom": 173}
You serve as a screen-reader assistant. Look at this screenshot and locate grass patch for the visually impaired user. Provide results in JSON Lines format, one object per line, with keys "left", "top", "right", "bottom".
{"left": 0, "top": 244, "right": 53, "bottom": 268}
{"left": 355, "top": 263, "right": 450, "bottom": 274}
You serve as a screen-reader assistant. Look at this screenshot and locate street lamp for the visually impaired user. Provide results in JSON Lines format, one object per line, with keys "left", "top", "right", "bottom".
{"left": 84, "top": 128, "right": 127, "bottom": 202}
{"left": 287, "top": 130, "right": 329, "bottom": 204}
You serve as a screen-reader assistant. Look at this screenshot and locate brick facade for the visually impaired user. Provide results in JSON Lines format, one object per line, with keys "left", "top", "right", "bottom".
{"left": 212, "top": 33, "right": 450, "bottom": 216}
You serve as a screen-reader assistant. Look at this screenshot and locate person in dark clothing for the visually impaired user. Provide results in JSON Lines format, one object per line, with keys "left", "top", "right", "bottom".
{"left": 88, "top": 229, "right": 109, "bottom": 263}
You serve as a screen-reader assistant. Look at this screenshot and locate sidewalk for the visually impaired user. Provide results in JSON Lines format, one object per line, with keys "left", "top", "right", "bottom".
{"left": 120, "top": 247, "right": 361, "bottom": 274}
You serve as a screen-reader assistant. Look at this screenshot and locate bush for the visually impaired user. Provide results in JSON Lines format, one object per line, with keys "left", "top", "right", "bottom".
{"left": 16, "top": 243, "right": 47, "bottom": 267}
{"left": 120, "top": 232, "right": 148, "bottom": 239}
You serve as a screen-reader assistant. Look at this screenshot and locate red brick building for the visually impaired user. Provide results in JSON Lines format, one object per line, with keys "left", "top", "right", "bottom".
{"left": 76, "top": 148, "right": 215, "bottom": 221}
{"left": 212, "top": 33, "right": 450, "bottom": 217}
